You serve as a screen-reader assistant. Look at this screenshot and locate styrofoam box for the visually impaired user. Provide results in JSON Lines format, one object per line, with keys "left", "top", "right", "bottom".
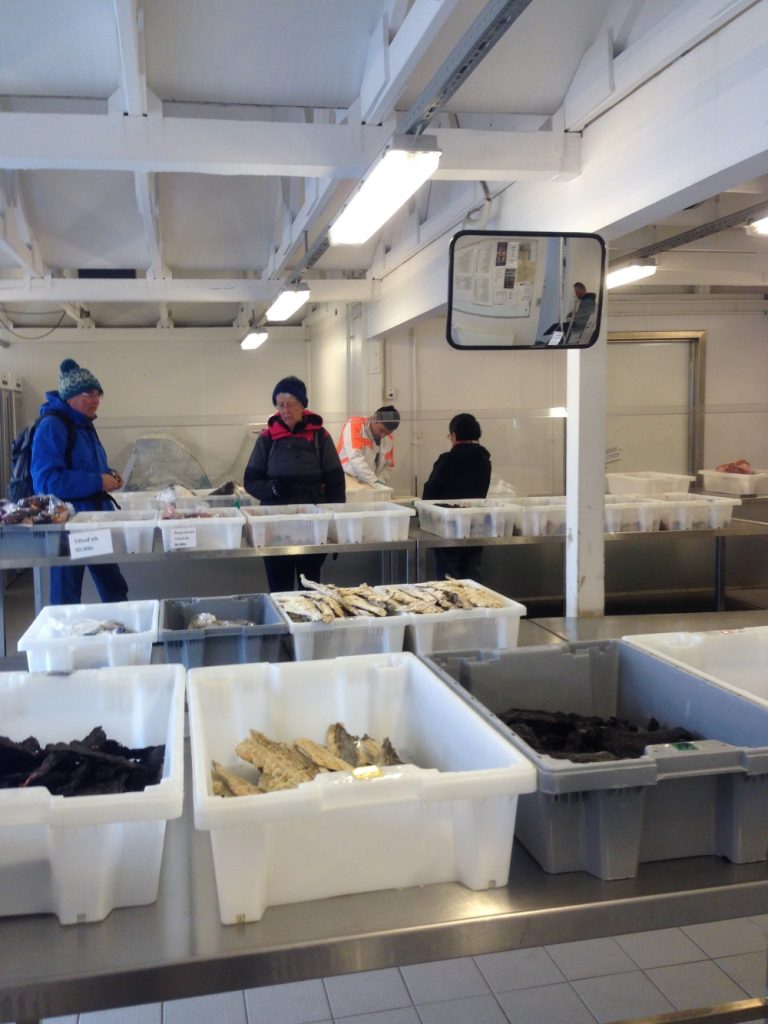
{"left": 0, "top": 664, "right": 185, "bottom": 923}
{"left": 272, "top": 588, "right": 408, "bottom": 660}
{"left": 67, "top": 509, "right": 158, "bottom": 554}
{"left": 157, "top": 507, "right": 245, "bottom": 551}
{"left": 658, "top": 492, "right": 740, "bottom": 530}
{"left": 425, "top": 641, "right": 768, "bottom": 880}
{"left": 18, "top": 600, "right": 160, "bottom": 671}
{"left": 397, "top": 580, "right": 526, "bottom": 655}
{"left": 699, "top": 469, "right": 768, "bottom": 496}
{"left": 414, "top": 498, "right": 516, "bottom": 539}
{"left": 159, "top": 593, "right": 289, "bottom": 668}
{"left": 621, "top": 626, "right": 768, "bottom": 707}
{"left": 606, "top": 471, "right": 695, "bottom": 495}
{"left": 242, "top": 503, "right": 333, "bottom": 548}
{"left": 325, "top": 502, "right": 415, "bottom": 543}
{"left": 187, "top": 653, "right": 537, "bottom": 923}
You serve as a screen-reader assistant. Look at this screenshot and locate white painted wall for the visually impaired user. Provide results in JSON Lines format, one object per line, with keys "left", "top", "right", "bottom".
{"left": 0, "top": 336, "right": 309, "bottom": 485}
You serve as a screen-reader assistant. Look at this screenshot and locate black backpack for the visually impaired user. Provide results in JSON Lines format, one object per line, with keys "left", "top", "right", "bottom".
{"left": 8, "top": 410, "right": 77, "bottom": 503}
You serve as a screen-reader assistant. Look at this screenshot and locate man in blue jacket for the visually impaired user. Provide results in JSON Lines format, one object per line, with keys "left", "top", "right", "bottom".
{"left": 31, "top": 358, "right": 128, "bottom": 605}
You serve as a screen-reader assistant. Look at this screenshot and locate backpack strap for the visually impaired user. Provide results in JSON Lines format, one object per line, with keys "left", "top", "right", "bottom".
{"left": 41, "top": 409, "right": 78, "bottom": 469}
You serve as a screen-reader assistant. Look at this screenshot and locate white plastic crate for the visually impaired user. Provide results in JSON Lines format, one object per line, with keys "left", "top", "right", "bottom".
{"left": 699, "top": 469, "right": 768, "bottom": 496}
{"left": 112, "top": 490, "right": 161, "bottom": 510}
{"left": 517, "top": 502, "right": 566, "bottom": 536}
{"left": 606, "top": 471, "right": 695, "bottom": 495}
{"left": 187, "top": 653, "right": 536, "bottom": 923}
{"left": 157, "top": 507, "right": 245, "bottom": 551}
{"left": 242, "top": 504, "right": 333, "bottom": 548}
{"left": 414, "top": 498, "right": 516, "bottom": 539}
{"left": 272, "top": 590, "right": 408, "bottom": 660}
{"left": 658, "top": 492, "right": 740, "bottom": 530}
{"left": 18, "top": 600, "right": 160, "bottom": 671}
{"left": 622, "top": 626, "right": 768, "bottom": 707}
{"left": 396, "top": 581, "right": 526, "bottom": 654}
{"left": 67, "top": 509, "right": 158, "bottom": 554}
{"left": 604, "top": 500, "right": 664, "bottom": 533}
{"left": 0, "top": 664, "right": 185, "bottom": 923}
{"left": 326, "top": 502, "right": 415, "bottom": 543}
{"left": 343, "top": 479, "right": 394, "bottom": 502}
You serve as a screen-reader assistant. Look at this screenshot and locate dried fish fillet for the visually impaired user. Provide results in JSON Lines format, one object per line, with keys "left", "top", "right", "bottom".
{"left": 236, "top": 729, "right": 318, "bottom": 790}
{"left": 293, "top": 737, "right": 354, "bottom": 772}
{"left": 211, "top": 760, "right": 262, "bottom": 797}
{"left": 326, "top": 722, "right": 361, "bottom": 766}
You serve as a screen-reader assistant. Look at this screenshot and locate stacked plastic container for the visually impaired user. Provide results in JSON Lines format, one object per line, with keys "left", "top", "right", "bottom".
{"left": 242, "top": 504, "right": 333, "bottom": 547}
{"left": 66, "top": 509, "right": 158, "bottom": 554}
{"left": 156, "top": 507, "right": 245, "bottom": 551}
{"left": 325, "top": 502, "right": 415, "bottom": 543}
{"left": 699, "top": 469, "right": 768, "bottom": 495}
{"left": 426, "top": 641, "right": 768, "bottom": 881}
{"left": 415, "top": 498, "right": 520, "bottom": 538}
{"left": 187, "top": 653, "right": 537, "bottom": 923}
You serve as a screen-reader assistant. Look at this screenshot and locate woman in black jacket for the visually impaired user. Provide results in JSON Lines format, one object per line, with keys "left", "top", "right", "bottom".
{"left": 244, "top": 375, "right": 345, "bottom": 591}
{"left": 422, "top": 413, "right": 491, "bottom": 582}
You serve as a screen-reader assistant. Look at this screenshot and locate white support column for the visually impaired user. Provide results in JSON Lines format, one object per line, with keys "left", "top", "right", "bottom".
{"left": 565, "top": 320, "right": 607, "bottom": 617}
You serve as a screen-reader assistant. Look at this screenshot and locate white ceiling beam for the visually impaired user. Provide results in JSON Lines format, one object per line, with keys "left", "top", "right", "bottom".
{"left": 0, "top": 325, "right": 307, "bottom": 345}
{"left": 134, "top": 170, "right": 167, "bottom": 278}
{"left": 0, "top": 112, "right": 576, "bottom": 181}
{"left": 360, "top": 0, "right": 466, "bottom": 126}
{"left": 113, "top": 0, "right": 147, "bottom": 116}
{"left": 0, "top": 174, "right": 44, "bottom": 277}
{"left": 0, "top": 277, "right": 378, "bottom": 304}
{"left": 565, "top": 0, "right": 758, "bottom": 129}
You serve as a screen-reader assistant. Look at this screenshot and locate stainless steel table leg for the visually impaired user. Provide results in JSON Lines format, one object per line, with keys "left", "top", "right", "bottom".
{"left": 33, "top": 566, "right": 44, "bottom": 614}
{"left": 715, "top": 536, "right": 726, "bottom": 611}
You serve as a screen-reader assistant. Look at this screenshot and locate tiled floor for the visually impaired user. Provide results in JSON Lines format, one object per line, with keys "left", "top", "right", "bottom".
{"left": 41, "top": 916, "right": 768, "bottom": 1023}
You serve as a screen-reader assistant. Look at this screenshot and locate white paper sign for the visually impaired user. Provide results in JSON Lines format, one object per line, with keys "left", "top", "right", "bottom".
{"left": 170, "top": 526, "right": 198, "bottom": 550}
{"left": 69, "top": 530, "right": 114, "bottom": 558}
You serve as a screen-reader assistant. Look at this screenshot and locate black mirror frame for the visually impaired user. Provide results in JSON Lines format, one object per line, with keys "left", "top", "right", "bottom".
{"left": 446, "top": 229, "right": 607, "bottom": 351}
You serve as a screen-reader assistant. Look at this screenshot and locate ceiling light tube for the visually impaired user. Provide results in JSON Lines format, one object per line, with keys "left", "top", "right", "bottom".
{"left": 606, "top": 260, "right": 657, "bottom": 289}
{"left": 329, "top": 135, "right": 441, "bottom": 246}
{"left": 240, "top": 329, "right": 269, "bottom": 350}
{"left": 746, "top": 215, "right": 768, "bottom": 235}
{"left": 265, "top": 284, "right": 311, "bottom": 322}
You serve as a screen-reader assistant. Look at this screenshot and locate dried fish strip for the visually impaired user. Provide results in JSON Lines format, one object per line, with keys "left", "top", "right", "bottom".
{"left": 274, "top": 593, "right": 331, "bottom": 622}
{"left": 293, "top": 737, "right": 354, "bottom": 772}
{"left": 326, "top": 722, "right": 361, "bottom": 766}
{"left": 211, "top": 760, "right": 262, "bottom": 797}
{"left": 236, "top": 729, "right": 318, "bottom": 790}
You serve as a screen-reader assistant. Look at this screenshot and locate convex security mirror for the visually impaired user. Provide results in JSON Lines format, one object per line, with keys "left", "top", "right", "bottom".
{"left": 447, "top": 230, "right": 606, "bottom": 349}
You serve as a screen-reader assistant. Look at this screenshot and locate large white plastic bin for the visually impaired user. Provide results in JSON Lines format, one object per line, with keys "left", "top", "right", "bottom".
{"left": 187, "top": 653, "right": 537, "bottom": 923}
{"left": 699, "top": 469, "right": 768, "bottom": 496}
{"left": 606, "top": 471, "right": 695, "bottom": 495}
{"left": 343, "top": 479, "right": 394, "bottom": 502}
{"left": 67, "top": 509, "right": 158, "bottom": 554}
{"left": 621, "top": 626, "right": 768, "bottom": 707}
{"left": 415, "top": 498, "right": 516, "bottom": 539}
{"left": 426, "top": 642, "right": 768, "bottom": 880}
{"left": 18, "top": 600, "right": 160, "bottom": 671}
{"left": 326, "top": 502, "right": 415, "bottom": 543}
{"left": 272, "top": 590, "right": 408, "bottom": 660}
{"left": 242, "top": 504, "right": 332, "bottom": 547}
{"left": 0, "top": 663, "right": 185, "bottom": 923}
{"left": 157, "top": 507, "right": 245, "bottom": 551}
{"left": 394, "top": 581, "right": 526, "bottom": 654}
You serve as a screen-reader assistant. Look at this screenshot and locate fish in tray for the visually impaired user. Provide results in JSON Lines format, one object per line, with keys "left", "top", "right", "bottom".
{"left": 382, "top": 580, "right": 506, "bottom": 614}
{"left": 211, "top": 723, "right": 404, "bottom": 797}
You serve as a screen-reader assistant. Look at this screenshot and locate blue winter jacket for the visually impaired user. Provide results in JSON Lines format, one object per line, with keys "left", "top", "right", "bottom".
{"left": 30, "top": 391, "right": 113, "bottom": 511}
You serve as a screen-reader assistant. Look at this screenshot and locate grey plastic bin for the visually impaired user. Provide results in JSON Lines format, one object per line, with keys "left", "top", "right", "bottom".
{"left": 159, "top": 594, "right": 289, "bottom": 668}
{"left": 0, "top": 523, "right": 65, "bottom": 557}
{"left": 424, "top": 641, "right": 768, "bottom": 881}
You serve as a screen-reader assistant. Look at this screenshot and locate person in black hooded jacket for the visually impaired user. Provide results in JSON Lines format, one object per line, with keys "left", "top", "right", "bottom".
{"left": 422, "top": 413, "right": 491, "bottom": 582}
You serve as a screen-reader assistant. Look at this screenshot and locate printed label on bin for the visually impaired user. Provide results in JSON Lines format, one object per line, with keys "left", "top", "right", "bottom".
{"left": 69, "top": 530, "right": 113, "bottom": 558}
{"left": 170, "top": 526, "right": 198, "bottom": 549}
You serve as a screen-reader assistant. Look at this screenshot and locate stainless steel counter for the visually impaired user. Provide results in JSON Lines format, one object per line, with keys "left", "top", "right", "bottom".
{"left": 4, "top": 611, "right": 768, "bottom": 1023}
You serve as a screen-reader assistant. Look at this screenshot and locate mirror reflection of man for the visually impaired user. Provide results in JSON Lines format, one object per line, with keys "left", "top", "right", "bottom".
{"left": 337, "top": 406, "right": 400, "bottom": 489}
{"left": 540, "top": 281, "right": 597, "bottom": 345}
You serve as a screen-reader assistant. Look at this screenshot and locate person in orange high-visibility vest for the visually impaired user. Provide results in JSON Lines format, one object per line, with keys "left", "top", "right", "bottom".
{"left": 336, "top": 406, "right": 400, "bottom": 488}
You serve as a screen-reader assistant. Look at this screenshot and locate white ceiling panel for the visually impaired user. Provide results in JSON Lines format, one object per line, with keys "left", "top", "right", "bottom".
{"left": 144, "top": 0, "right": 390, "bottom": 108}
{"left": 21, "top": 170, "right": 148, "bottom": 269}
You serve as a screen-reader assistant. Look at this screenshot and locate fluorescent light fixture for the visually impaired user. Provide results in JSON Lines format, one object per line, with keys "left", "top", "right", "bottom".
{"left": 265, "top": 285, "right": 311, "bottom": 322}
{"left": 606, "top": 260, "right": 657, "bottom": 289}
{"left": 329, "top": 135, "right": 441, "bottom": 246}
{"left": 240, "top": 329, "right": 268, "bottom": 351}
{"left": 746, "top": 215, "right": 768, "bottom": 235}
